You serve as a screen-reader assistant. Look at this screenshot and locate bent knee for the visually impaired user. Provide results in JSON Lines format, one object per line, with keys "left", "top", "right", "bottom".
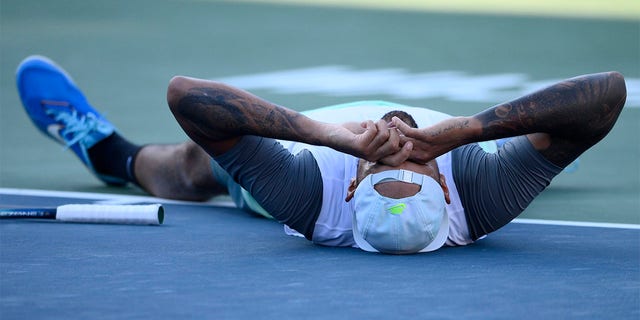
{"left": 178, "top": 141, "right": 226, "bottom": 197}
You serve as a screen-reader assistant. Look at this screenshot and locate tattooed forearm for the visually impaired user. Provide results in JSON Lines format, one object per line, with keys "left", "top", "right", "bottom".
{"left": 473, "top": 72, "right": 626, "bottom": 142}
{"left": 175, "top": 85, "right": 313, "bottom": 143}
{"left": 427, "top": 118, "right": 471, "bottom": 138}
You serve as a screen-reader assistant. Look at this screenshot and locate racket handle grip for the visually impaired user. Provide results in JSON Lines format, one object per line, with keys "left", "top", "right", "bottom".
{"left": 56, "top": 204, "right": 164, "bottom": 225}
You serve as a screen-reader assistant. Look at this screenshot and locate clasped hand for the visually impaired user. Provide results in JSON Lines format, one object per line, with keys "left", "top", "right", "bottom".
{"left": 343, "top": 116, "right": 452, "bottom": 166}
{"left": 344, "top": 119, "right": 411, "bottom": 166}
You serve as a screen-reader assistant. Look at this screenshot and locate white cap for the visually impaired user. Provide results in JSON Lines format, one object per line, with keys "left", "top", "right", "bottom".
{"left": 352, "top": 169, "right": 449, "bottom": 254}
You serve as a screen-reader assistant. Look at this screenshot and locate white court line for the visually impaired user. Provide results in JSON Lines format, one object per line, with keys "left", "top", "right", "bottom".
{"left": 1, "top": 188, "right": 639, "bottom": 230}
{"left": 0, "top": 188, "right": 236, "bottom": 208}
{"left": 512, "top": 218, "right": 640, "bottom": 230}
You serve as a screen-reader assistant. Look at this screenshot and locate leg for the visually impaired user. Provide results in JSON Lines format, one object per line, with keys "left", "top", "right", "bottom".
{"left": 14, "top": 55, "right": 225, "bottom": 201}
{"left": 16, "top": 55, "right": 128, "bottom": 186}
{"left": 134, "top": 141, "right": 226, "bottom": 201}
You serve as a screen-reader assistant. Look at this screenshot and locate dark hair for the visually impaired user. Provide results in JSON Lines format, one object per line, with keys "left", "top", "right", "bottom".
{"left": 381, "top": 110, "right": 418, "bottom": 128}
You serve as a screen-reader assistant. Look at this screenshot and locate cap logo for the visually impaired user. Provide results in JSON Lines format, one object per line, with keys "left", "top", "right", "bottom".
{"left": 387, "top": 203, "right": 406, "bottom": 215}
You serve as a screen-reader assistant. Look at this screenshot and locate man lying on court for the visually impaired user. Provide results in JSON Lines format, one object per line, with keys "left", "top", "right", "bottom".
{"left": 16, "top": 56, "right": 627, "bottom": 254}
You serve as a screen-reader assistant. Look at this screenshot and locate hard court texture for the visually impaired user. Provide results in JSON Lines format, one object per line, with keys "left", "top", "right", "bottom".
{"left": 0, "top": 0, "right": 638, "bottom": 319}
{"left": 0, "top": 192, "right": 638, "bottom": 319}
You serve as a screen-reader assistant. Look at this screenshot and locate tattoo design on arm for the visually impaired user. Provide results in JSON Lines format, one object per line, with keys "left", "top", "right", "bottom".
{"left": 176, "top": 86, "right": 317, "bottom": 143}
{"left": 474, "top": 72, "right": 626, "bottom": 143}
{"left": 471, "top": 72, "right": 626, "bottom": 166}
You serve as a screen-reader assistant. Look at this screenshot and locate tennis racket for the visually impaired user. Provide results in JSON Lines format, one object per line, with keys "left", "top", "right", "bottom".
{"left": 0, "top": 204, "right": 164, "bottom": 225}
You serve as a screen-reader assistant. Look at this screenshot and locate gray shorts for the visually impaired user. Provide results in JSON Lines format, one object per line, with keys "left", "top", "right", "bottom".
{"left": 452, "top": 136, "right": 564, "bottom": 240}
{"left": 211, "top": 136, "right": 323, "bottom": 240}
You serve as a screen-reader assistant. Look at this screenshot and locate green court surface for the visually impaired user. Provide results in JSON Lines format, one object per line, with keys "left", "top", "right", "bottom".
{"left": 0, "top": 0, "right": 638, "bottom": 225}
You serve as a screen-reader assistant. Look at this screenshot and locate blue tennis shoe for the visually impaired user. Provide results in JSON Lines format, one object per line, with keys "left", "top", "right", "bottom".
{"left": 16, "top": 55, "right": 126, "bottom": 186}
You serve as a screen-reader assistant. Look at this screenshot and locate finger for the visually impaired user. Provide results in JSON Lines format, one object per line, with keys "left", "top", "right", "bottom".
{"left": 359, "top": 120, "right": 378, "bottom": 142}
{"left": 355, "top": 120, "right": 382, "bottom": 160}
{"left": 369, "top": 119, "right": 390, "bottom": 148}
{"left": 397, "top": 135, "right": 429, "bottom": 163}
{"left": 399, "top": 135, "right": 413, "bottom": 146}
{"left": 378, "top": 124, "right": 401, "bottom": 155}
{"left": 392, "top": 116, "right": 418, "bottom": 137}
{"left": 387, "top": 125, "right": 400, "bottom": 148}
{"left": 379, "top": 141, "right": 413, "bottom": 166}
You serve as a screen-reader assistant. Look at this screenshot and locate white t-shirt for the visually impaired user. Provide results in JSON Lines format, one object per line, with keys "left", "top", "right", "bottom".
{"left": 279, "top": 101, "right": 480, "bottom": 248}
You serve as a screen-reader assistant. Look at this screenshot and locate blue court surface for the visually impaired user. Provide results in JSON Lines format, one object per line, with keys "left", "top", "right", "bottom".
{"left": 1, "top": 189, "right": 638, "bottom": 319}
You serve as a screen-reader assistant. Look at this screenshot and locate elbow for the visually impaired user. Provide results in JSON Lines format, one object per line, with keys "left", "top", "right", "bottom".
{"left": 166, "top": 76, "right": 231, "bottom": 146}
{"left": 166, "top": 75, "right": 205, "bottom": 140}
{"left": 592, "top": 71, "right": 627, "bottom": 139}
{"left": 167, "top": 75, "right": 191, "bottom": 116}
{"left": 608, "top": 71, "right": 625, "bottom": 85}
{"left": 167, "top": 75, "right": 211, "bottom": 128}
{"left": 606, "top": 71, "right": 627, "bottom": 113}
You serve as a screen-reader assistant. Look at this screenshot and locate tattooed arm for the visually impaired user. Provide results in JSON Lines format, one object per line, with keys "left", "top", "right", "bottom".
{"left": 166, "top": 76, "right": 410, "bottom": 162}
{"left": 393, "top": 72, "right": 627, "bottom": 166}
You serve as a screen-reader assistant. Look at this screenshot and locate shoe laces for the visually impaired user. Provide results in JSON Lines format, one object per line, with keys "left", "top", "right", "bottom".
{"left": 42, "top": 100, "right": 105, "bottom": 149}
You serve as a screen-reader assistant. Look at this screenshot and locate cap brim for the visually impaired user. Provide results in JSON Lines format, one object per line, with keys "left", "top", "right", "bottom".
{"left": 418, "top": 208, "right": 449, "bottom": 253}
{"left": 352, "top": 216, "right": 379, "bottom": 252}
{"left": 352, "top": 208, "right": 449, "bottom": 254}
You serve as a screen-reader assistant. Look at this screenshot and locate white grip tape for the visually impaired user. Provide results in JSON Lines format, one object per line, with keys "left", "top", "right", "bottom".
{"left": 56, "top": 204, "right": 164, "bottom": 225}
